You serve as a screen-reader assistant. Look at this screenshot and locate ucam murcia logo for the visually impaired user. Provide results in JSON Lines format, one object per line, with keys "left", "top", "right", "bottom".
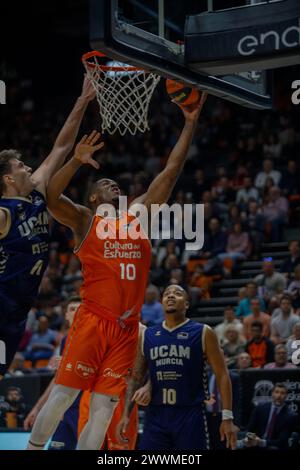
{"left": 177, "top": 332, "right": 189, "bottom": 340}
{"left": 65, "top": 362, "right": 73, "bottom": 371}
{"left": 75, "top": 362, "right": 95, "bottom": 378}
{"left": 0, "top": 80, "right": 5, "bottom": 104}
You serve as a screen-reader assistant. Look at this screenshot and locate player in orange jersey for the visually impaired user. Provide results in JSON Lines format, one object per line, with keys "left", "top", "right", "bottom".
{"left": 27, "top": 93, "right": 207, "bottom": 450}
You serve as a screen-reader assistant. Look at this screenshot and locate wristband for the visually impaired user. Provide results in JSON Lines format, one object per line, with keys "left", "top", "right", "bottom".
{"left": 222, "top": 409, "right": 233, "bottom": 420}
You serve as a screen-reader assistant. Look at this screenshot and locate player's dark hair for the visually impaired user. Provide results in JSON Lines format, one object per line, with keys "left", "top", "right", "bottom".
{"left": 0, "top": 149, "right": 21, "bottom": 196}
{"left": 280, "top": 294, "right": 292, "bottom": 304}
{"left": 224, "top": 305, "right": 234, "bottom": 312}
{"left": 66, "top": 295, "right": 81, "bottom": 306}
{"left": 246, "top": 281, "right": 257, "bottom": 287}
{"left": 273, "top": 382, "right": 288, "bottom": 393}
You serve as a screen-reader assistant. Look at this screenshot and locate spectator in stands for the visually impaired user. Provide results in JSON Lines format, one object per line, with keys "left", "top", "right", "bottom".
{"left": 243, "top": 298, "right": 271, "bottom": 340}
{"left": 192, "top": 168, "right": 209, "bottom": 201}
{"left": 286, "top": 323, "right": 300, "bottom": 362}
{"left": 236, "top": 352, "right": 252, "bottom": 369}
{"left": 141, "top": 285, "right": 164, "bottom": 327}
{"left": 158, "top": 240, "right": 181, "bottom": 269}
{"left": 200, "top": 218, "right": 227, "bottom": 274}
{"left": 245, "top": 201, "right": 265, "bottom": 258}
{"left": 255, "top": 158, "right": 281, "bottom": 190}
{"left": 148, "top": 252, "right": 165, "bottom": 287}
{"left": 281, "top": 240, "right": 300, "bottom": 278}
{"left": 223, "top": 204, "right": 242, "bottom": 230}
{"left": 238, "top": 286, "right": 247, "bottom": 302}
{"left": 245, "top": 321, "right": 274, "bottom": 368}
{"left": 262, "top": 187, "right": 289, "bottom": 242}
{"left": 236, "top": 281, "right": 265, "bottom": 318}
{"left": 262, "top": 176, "right": 275, "bottom": 200}
{"left": 61, "top": 254, "right": 82, "bottom": 296}
{"left": 212, "top": 176, "right": 236, "bottom": 217}
{"left": 24, "top": 316, "right": 57, "bottom": 366}
{"left": 263, "top": 134, "right": 282, "bottom": 160}
{"left": 231, "top": 164, "right": 248, "bottom": 191}
{"left": 238, "top": 383, "right": 297, "bottom": 449}
{"left": 201, "top": 191, "right": 220, "bottom": 220}
{"left": 236, "top": 176, "right": 259, "bottom": 210}
{"left": 270, "top": 295, "right": 300, "bottom": 344}
{"left": 222, "top": 324, "right": 246, "bottom": 368}
{"left": 189, "top": 264, "right": 213, "bottom": 304}
{"left": 218, "top": 222, "right": 250, "bottom": 269}
{"left": 214, "top": 306, "right": 244, "bottom": 345}
{"left": 264, "top": 344, "right": 297, "bottom": 369}
{"left": 0, "top": 386, "right": 30, "bottom": 429}
{"left": 287, "top": 265, "right": 300, "bottom": 312}
{"left": 280, "top": 160, "right": 300, "bottom": 197}
{"left": 255, "top": 259, "right": 286, "bottom": 300}
{"left": 35, "top": 276, "right": 61, "bottom": 310}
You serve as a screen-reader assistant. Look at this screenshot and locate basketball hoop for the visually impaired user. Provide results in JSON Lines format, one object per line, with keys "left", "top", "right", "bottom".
{"left": 82, "top": 51, "right": 161, "bottom": 136}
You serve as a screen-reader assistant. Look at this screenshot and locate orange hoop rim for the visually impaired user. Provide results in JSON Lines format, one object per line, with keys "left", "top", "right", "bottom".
{"left": 82, "top": 51, "right": 145, "bottom": 73}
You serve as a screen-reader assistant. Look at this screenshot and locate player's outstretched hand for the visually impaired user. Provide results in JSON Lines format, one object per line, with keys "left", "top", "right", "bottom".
{"left": 116, "top": 415, "right": 130, "bottom": 444}
{"left": 81, "top": 74, "right": 96, "bottom": 102}
{"left": 220, "top": 420, "right": 239, "bottom": 450}
{"left": 74, "top": 131, "right": 104, "bottom": 169}
{"left": 178, "top": 92, "right": 207, "bottom": 124}
{"left": 132, "top": 382, "right": 151, "bottom": 406}
{"left": 24, "top": 407, "right": 39, "bottom": 431}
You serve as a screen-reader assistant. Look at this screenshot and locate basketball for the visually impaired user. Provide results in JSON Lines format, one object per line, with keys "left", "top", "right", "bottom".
{"left": 166, "top": 79, "right": 200, "bottom": 107}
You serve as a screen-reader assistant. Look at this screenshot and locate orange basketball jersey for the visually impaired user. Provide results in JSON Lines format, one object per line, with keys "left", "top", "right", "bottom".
{"left": 75, "top": 211, "right": 151, "bottom": 323}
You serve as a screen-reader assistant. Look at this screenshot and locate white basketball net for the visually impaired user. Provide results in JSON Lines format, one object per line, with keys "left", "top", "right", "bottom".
{"left": 83, "top": 54, "right": 161, "bottom": 136}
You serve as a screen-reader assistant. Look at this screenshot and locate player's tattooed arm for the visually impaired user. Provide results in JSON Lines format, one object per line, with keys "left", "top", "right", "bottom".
{"left": 131, "top": 93, "right": 207, "bottom": 210}
{"left": 32, "top": 76, "right": 96, "bottom": 193}
{"left": 116, "top": 348, "right": 148, "bottom": 444}
{"left": 124, "top": 348, "right": 148, "bottom": 417}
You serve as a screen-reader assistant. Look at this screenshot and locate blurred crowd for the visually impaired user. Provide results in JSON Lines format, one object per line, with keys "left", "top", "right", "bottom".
{"left": 1, "top": 77, "right": 300, "bottom": 373}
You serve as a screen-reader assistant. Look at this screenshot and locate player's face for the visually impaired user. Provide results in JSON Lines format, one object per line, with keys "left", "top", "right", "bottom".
{"left": 162, "top": 285, "right": 189, "bottom": 315}
{"left": 65, "top": 301, "right": 81, "bottom": 326}
{"left": 91, "top": 179, "right": 121, "bottom": 207}
{"left": 8, "top": 158, "right": 34, "bottom": 194}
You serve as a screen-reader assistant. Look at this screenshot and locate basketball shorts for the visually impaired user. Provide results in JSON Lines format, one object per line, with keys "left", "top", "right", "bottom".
{"left": 55, "top": 305, "right": 139, "bottom": 397}
{"left": 139, "top": 405, "right": 210, "bottom": 450}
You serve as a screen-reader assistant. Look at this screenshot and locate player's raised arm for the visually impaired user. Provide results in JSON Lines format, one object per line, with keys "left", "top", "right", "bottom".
{"left": 204, "top": 326, "right": 238, "bottom": 450}
{"left": 116, "top": 338, "right": 148, "bottom": 443}
{"left": 47, "top": 131, "right": 104, "bottom": 233}
{"left": 131, "top": 93, "right": 207, "bottom": 210}
{"left": 32, "top": 76, "right": 96, "bottom": 194}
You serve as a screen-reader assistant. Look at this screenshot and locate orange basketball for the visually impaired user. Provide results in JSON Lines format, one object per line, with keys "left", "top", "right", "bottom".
{"left": 166, "top": 79, "right": 200, "bottom": 107}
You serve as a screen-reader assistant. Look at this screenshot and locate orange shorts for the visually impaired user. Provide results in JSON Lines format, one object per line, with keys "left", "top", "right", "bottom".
{"left": 55, "top": 305, "right": 139, "bottom": 396}
{"left": 78, "top": 390, "right": 138, "bottom": 450}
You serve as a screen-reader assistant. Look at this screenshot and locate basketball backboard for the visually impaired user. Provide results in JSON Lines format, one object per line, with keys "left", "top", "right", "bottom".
{"left": 89, "top": 0, "right": 275, "bottom": 109}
